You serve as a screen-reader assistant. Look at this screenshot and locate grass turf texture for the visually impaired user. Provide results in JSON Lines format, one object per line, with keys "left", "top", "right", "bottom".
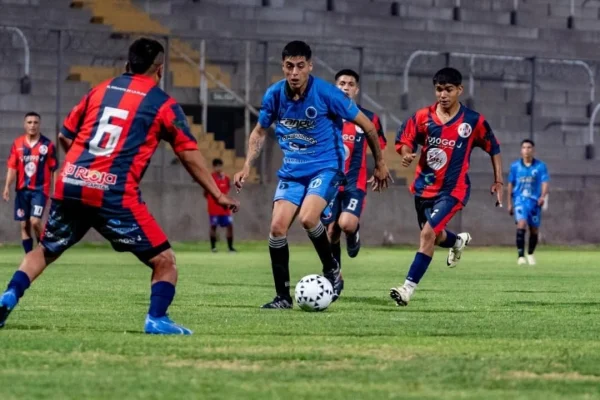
{"left": 1, "top": 243, "right": 600, "bottom": 399}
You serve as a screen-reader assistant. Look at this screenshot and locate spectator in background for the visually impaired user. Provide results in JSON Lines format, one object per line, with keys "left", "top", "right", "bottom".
{"left": 205, "top": 158, "right": 236, "bottom": 253}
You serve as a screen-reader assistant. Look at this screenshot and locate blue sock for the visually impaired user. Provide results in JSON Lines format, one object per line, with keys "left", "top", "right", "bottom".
{"left": 406, "top": 252, "right": 433, "bottom": 285}
{"left": 22, "top": 239, "right": 33, "bottom": 253}
{"left": 438, "top": 231, "right": 457, "bottom": 248}
{"left": 148, "top": 281, "right": 176, "bottom": 318}
{"left": 7, "top": 271, "right": 31, "bottom": 299}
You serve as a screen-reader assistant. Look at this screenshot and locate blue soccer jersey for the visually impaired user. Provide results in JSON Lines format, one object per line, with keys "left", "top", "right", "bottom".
{"left": 258, "top": 76, "right": 360, "bottom": 180}
{"left": 508, "top": 159, "right": 550, "bottom": 203}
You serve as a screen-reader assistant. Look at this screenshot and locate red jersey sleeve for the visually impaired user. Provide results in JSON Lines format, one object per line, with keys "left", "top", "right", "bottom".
{"left": 61, "top": 92, "right": 89, "bottom": 140}
{"left": 395, "top": 111, "right": 425, "bottom": 154}
{"left": 372, "top": 113, "right": 387, "bottom": 149}
{"left": 7, "top": 141, "right": 18, "bottom": 170}
{"left": 159, "top": 100, "right": 198, "bottom": 153}
{"left": 473, "top": 116, "right": 501, "bottom": 156}
{"left": 48, "top": 142, "right": 58, "bottom": 172}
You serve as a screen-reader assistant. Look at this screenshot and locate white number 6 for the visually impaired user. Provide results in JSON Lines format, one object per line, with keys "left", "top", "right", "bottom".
{"left": 89, "top": 107, "right": 129, "bottom": 156}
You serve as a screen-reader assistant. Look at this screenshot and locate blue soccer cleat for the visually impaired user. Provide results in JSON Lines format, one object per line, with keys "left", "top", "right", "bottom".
{"left": 144, "top": 315, "right": 193, "bottom": 335}
{"left": 0, "top": 289, "right": 18, "bottom": 328}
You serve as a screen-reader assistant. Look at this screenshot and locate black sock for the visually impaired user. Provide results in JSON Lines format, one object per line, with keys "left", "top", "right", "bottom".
{"left": 210, "top": 235, "right": 216, "bottom": 249}
{"left": 305, "top": 222, "right": 337, "bottom": 272}
{"left": 331, "top": 241, "right": 341, "bottom": 269}
{"left": 227, "top": 237, "right": 234, "bottom": 250}
{"left": 516, "top": 229, "right": 526, "bottom": 257}
{"left": 269, "top": 235, "right": 290, "bottom": 299}
{"left": 528, "top": 233, "right": 538, "bottom": 255}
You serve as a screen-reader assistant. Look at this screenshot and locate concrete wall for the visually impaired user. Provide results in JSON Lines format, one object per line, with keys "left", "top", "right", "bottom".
{"left": 1, "top": 181, "right": 598, "bottom": 246}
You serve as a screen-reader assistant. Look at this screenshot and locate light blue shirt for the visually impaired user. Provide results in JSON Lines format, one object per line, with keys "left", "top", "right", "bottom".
{"left": 258, "top": 75, "right": 360, "bottom": 179}
{"left": 508, "top": 159, "right": 550, "bottom": 203}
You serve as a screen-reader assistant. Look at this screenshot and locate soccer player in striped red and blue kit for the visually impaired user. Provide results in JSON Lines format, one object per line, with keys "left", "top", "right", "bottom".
{"left": 390, "top": 68, "right": 504, "bottom": 307}
{"left": 0, "top": 38, "right": 239, "bottom": 334}
{"left": 3, "top": 112, "right": 58, "bottom": 253}
{"left": 322, "top": 69, "right": 387, "bottom": 264}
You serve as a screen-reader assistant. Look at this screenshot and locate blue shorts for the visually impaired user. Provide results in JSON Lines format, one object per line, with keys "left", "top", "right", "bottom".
{"left": 14, "top": 190, "right": 47, "bottom": 221}
{"left": 210, "top": 215, "right": 233, "bottom": 227}
{"left": 514, "top": 199, "right": 542, "bottom": 228}
{"left": 41, "top": 199, "right": 170, "bottom": 264}
{"left": 273, "top": 169, "right": 345, "bottom": 207}
{"left": 322, "top": 189, "right": 366, "bottom": 225}
{"left": 414, "top": 196, "right": 463, "bottom": 235}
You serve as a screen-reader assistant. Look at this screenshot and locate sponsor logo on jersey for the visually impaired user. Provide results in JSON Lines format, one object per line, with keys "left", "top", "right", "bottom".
{"left": 62, "top": 162, "right": 117, "bottom": 191}
{"left": 21, "top": 155, "right": 40, "bottom": 162}
{"left": 280, "top": 118, "right": 316, "bottom": 130}
{"left": 25, "top": 162, "right": 37, "bottom": 177}
{"left": 427, "top": 136, "right": 462, "bottom": 149}
{"left": 342, "top": 134, "right": 363, "bottom": 142}
{"left": 426, "top": 148, "right": 448, "bottom": 171}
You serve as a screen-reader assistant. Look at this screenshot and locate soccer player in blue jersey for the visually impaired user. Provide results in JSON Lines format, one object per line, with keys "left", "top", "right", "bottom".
{"left": 234, "top": 41, "right": 392, "bottom": 309}
{"left": 507, "top": 139, "right": 549, "bottom": 265}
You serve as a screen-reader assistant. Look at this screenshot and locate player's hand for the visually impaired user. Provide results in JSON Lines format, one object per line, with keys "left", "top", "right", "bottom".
{"left": 368, "top": 161, "right": 394, "bottom": 192}
{"left": 491, "top": 182, "right": 503, "bottom": 208}
{"left": 402, "top": 153, "right": 417, "bottom": 168}
{"left": 216, "top": 193, "right": 240, "bottom": 213}
{"left": 537, "top": 197, "right": 545, "bottom": 207}
{"left": 2, "top": 187, "right": 9, "bottom": 202}
{"left": 508, "top": 205, "right": 514, "bottom": 216}
{"left": 233, "top": 166, "right": 250, "bottom": 193}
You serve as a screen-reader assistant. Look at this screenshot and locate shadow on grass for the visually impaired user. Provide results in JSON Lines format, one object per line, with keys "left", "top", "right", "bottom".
{"left": 512, "top": 301, "right": 600, "bottom": 307}
{"left": 502, "top": 290, "right": 564, "bottom": 294}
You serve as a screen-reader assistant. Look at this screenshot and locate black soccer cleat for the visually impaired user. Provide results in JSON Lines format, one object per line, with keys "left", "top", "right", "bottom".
{"left": 324, "top": 262, "right": 344, "bottom": 302}
{"left": 346, "top": 225, "right": 361, "bottom": 258}
{"left": 261, "top": 295, "right": 293, "bottom": 309}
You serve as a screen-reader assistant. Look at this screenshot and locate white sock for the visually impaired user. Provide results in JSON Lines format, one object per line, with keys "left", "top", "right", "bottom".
{"left": 454, "top": 236, "right": 463, "bottom": 249}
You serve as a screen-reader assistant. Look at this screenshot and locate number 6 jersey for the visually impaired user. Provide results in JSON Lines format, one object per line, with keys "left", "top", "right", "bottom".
{"left": 55, "top": 73, "right": 198, "bottom": 209}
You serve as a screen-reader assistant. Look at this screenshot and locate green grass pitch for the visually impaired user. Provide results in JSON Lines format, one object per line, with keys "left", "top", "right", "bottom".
{"left": 1, "top": 242, "right": 600, "bottom": 399}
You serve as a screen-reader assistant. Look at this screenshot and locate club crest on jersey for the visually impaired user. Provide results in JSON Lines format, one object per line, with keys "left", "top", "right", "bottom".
{"left": 25, "top": 162, "right": 37, "bottom": 178}
{"left": 17, "top": 209, "right": 24, "bottom": 218}
{"left": 39, "top": 144, "right": 48, "bottom": 155}
{"left": 62, "top": 162, "right": 117, "bottom": 190}
{"left": 458, "top": 123, "right": 472, "bottom": 138}
{"left": 426, "top": 148, "right": 448, "bottom": 171}
{"left": 305, "top": 106, "right": 317, "bottom": 119}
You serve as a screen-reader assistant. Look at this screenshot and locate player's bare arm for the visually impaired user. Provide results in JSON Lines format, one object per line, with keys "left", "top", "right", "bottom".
{"left": 234, "top": 123, "right": 268, "bottom": 192}
{"left": 3, "top": 168, "right": 16, "bottom": 202}
{"left": 178, "top": 150, "right": 240, "bottom": 212}
{"left": 538, "top": 182, "right": 549, "bottom": 206}
{"left": 58, "top": 133, "right": 73, "bottom": 153}
{"left": 490, "top": 153, "right": 504, "bottom": 207}
{"left": 399, "top": 144, "right": 417, "bottom": 168}
{"left": 353, "top": 112, "right": 391, "bottom": 191}
{"left": 507, "top": 182, "right": 514, "bottom": 215}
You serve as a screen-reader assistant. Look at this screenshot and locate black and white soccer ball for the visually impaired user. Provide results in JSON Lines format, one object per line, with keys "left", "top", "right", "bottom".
{"left": 294, "top": 274, "right": 334, "bottom": 312}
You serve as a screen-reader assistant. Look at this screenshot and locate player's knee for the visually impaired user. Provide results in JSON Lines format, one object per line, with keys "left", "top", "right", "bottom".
{"left": 298, "top": 212, "right": 319, "bottom": 230}
{"left": 420, "top": 226, "right": 437, "bottom": 244}
{"left": 530, "top": 227, "right": 539, "bottom": 235}
{"left": 150, "top": 249, "right": 177, "bottom": 271}
{"left": 270, "top": 220, "right": 289, "bottom": 238}
{"left": 338, "top": 217, "right": 358, "bottom": 235}
{"left": 31, "top": 219, "right": 43, "bottom": 234}
{"left": 517, "top": 220, "right": 527, "bottom": 229}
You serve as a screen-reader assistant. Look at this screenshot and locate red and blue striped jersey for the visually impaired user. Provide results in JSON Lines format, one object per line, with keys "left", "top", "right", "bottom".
{"left": 55, "top": 73, "right": 198, "bottom": 209}
{"left": 396, "top": 103, "right": 500, "bottom": 204}
{"left": 7, "top": 134, "right": 57, "bottom": 196}
{"left": 342, "top": 106, "right": 387, "bottom": 192}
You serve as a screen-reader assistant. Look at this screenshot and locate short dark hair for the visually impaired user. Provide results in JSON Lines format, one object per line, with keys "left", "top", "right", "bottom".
{"left": 335, "top": 69, "right": 360, "bottom": 83}
{"left": 433, "top": 67, "right": 462, "bottom": 86}
{"left": 128, "top": 38, "right": 164, "bottom": 74}
{"left": 521, "top": 139, "right": 535, "bottom": 147}
{"left": 282, "top": 41, "right": 312, "bottom": 61}
{"left": 212, "top": 158, "right": 223, "bottom": 167}
{"left": 24, "top": 111, "right": 40, "bottom": 120}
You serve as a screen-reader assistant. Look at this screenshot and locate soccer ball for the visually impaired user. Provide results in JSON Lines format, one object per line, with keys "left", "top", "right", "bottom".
{"left": 294, "top": 274, "right": 334, "bottom": 312}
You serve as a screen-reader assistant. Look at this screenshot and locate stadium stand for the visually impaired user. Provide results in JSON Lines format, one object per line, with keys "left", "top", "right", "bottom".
{"left": 1, "top": 0, "right": 600, "bottom": 187}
